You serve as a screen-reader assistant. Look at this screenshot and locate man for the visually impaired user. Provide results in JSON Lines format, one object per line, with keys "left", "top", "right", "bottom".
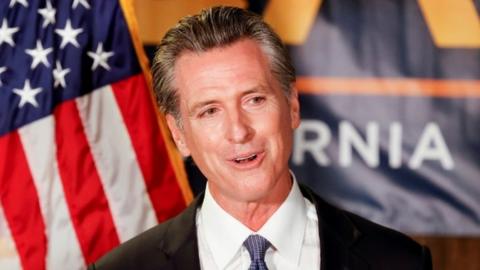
{"left": 90, "top": 6, "right": 432, "bottom": 270}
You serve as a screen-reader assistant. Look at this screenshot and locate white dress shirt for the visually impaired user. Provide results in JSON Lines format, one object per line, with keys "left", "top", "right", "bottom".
{"left": 196, "top": 175, "right": 320, "bottom": 270}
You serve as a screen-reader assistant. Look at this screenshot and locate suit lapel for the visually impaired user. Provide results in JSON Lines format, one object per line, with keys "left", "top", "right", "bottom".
{"left": 300, "top": 185, "right": 370, "bottom": 270}
{"left": 169, "top": 235, "right": 200, "bottom": 270}
{"left": 157, "top": 194, "right": 204, "bottom": 270}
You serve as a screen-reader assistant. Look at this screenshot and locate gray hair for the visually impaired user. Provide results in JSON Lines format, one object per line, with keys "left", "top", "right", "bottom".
{"left": 151, "top": 6, "right": 295, "bottom": 120}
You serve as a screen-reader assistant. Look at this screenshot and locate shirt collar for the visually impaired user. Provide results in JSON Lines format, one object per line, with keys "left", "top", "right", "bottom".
{"left": 199, "top": 184, "right": 252, "bottom": 269}
{"left": 258, "top": 173, "right": 307, "bottom": 266}
{"left": 199, "top": 172, "right": 307, "bottom": 268}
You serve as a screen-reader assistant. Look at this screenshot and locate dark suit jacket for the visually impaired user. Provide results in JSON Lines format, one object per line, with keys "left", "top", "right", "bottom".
{"left": 89, "top": 185, "right": 432, "bottom": 270}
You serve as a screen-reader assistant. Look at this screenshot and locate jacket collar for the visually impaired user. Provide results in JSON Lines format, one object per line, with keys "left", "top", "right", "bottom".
{"left": 156, "top": 193, "right": 204, "bottom": 270}
{"left": 158, "top": 185, "right": 369, "bottom": 270}
{"left": 299, "top": 185, "right": 370, "bottom": 270}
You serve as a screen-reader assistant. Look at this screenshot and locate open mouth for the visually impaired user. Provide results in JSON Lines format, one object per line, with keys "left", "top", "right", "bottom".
{"left": 234, "top": 153, "right": 257, "bottom": 164}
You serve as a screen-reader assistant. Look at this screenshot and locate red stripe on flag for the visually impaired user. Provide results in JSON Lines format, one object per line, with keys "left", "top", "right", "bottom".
{"left": 0, "top": 132, "right": 46, "bottom": 270}
{"left": 54, "top": 100, "right": 120, "bottom": 263}
{"left": 111, "top": 74, "right": 186, "bottom": 222}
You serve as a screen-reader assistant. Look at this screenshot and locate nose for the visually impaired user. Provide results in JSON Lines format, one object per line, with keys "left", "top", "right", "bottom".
{"left": 226, "top": 108, "right": 253, "bottom": 144}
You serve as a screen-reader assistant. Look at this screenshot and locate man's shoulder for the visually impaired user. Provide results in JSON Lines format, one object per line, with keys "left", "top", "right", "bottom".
{"left": 102, "top": 222, "right": 169, "bottom": 264}
{"left": 300, "top": 184, "right": 432, "bottom": 269}
{"left": 89, "top": 197, "right": 201, "bottom": 270}
{"left": 343, "top": 209, "right": 432, "bottom": 267}
{"left": 88, "top": 215, "right": 180, "bottom": 270}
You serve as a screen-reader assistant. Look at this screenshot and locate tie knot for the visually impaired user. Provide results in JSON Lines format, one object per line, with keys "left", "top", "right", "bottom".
{"left": 243, "top": 234, "right": 271, "bottom": 262}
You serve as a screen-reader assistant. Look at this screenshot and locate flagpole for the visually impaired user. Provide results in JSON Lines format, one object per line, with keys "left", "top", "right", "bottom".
{"left": 119, "top": 0, "right": 194, "bottom": 204}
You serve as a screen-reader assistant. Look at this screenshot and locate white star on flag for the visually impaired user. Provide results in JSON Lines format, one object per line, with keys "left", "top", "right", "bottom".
{"left": 38, "top": 0, "right": 56, "bottom": 28}
{"left": 53, "top": 61, "right": 71, "bottom": 88}
{"left": 12, "top": 79, "right": 43, "bottom": 108}
{"left": 0, "top": 19, "right": 19, "bottom": 47}
{"left": 9, "top": 0, "right": 28, "bottom": 8}
{"left": 55, "top": 19, "right": 83, "bottom": 48}
{"left": 25, "top": 40, "right": 53, "bottom": 69}
{"left": 72, "top": 0, "right": 90, "bottom": 9}
{"left": 87, "top": 42, "right": 114, "bottom": 71}
{"left": 0, "top": 66, "right": 6, "bottom": 86}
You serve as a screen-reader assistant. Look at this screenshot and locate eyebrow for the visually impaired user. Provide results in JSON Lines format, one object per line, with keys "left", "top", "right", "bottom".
{"left": 187, "top": 86, "right": 268, "bottom": 117}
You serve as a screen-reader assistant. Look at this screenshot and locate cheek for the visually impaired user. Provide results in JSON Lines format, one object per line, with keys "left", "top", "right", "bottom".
{"left": 188, "top": 122, "right": 225, "bottom": 155}
{"left": 257, "top": 117, "right": 288, "bottom": 149}
{"left": 269, "top": 111, "right": 294, "bottom": 154}
{"left": 265, "top": 107, "right": 292, "bottom": 135}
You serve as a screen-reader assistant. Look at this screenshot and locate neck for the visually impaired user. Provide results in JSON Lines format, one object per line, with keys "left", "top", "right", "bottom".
{"left": 233, "top": 200, "right": 286, "bottom": 231}
{"left": 209, "top": 173, "right": 293, "bottom": 231}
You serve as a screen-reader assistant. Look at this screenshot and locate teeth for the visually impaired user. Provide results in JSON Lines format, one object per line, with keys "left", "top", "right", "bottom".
{"left": 235, "top": 154, "right": 257, "bottom": 163}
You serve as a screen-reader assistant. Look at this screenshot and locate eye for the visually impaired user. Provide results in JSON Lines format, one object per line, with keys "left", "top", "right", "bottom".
{"left": 248, "top": 96, "right": 266, "bottom": 105}
{"left": 198, "top": 107, "right": 218, "bottom": 118}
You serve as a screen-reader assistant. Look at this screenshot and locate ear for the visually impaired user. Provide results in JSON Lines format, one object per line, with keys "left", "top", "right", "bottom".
{"left": 166, "top": 114, "right": 191, "bottom": 157}
{"left": 289, "top": 87, "right": 301, "bottom": 129}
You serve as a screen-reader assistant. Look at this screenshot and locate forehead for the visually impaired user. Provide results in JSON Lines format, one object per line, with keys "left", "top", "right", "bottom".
{"left": 172, "top": 39, "right": 275, "bottom": 103}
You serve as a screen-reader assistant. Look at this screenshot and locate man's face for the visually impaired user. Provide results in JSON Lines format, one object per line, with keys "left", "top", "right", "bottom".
{"left": 166, "top": 39, "right": 300, "bottom": 204}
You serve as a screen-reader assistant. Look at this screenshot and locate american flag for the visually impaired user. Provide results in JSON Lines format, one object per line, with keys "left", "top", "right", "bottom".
{"left": 0, "top": 0, "right": 192, "bottom": 269}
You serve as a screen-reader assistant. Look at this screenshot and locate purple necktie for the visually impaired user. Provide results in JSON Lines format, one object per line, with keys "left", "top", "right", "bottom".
{"left": 243, "top": 234, "right": 271, "bottom": 270}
